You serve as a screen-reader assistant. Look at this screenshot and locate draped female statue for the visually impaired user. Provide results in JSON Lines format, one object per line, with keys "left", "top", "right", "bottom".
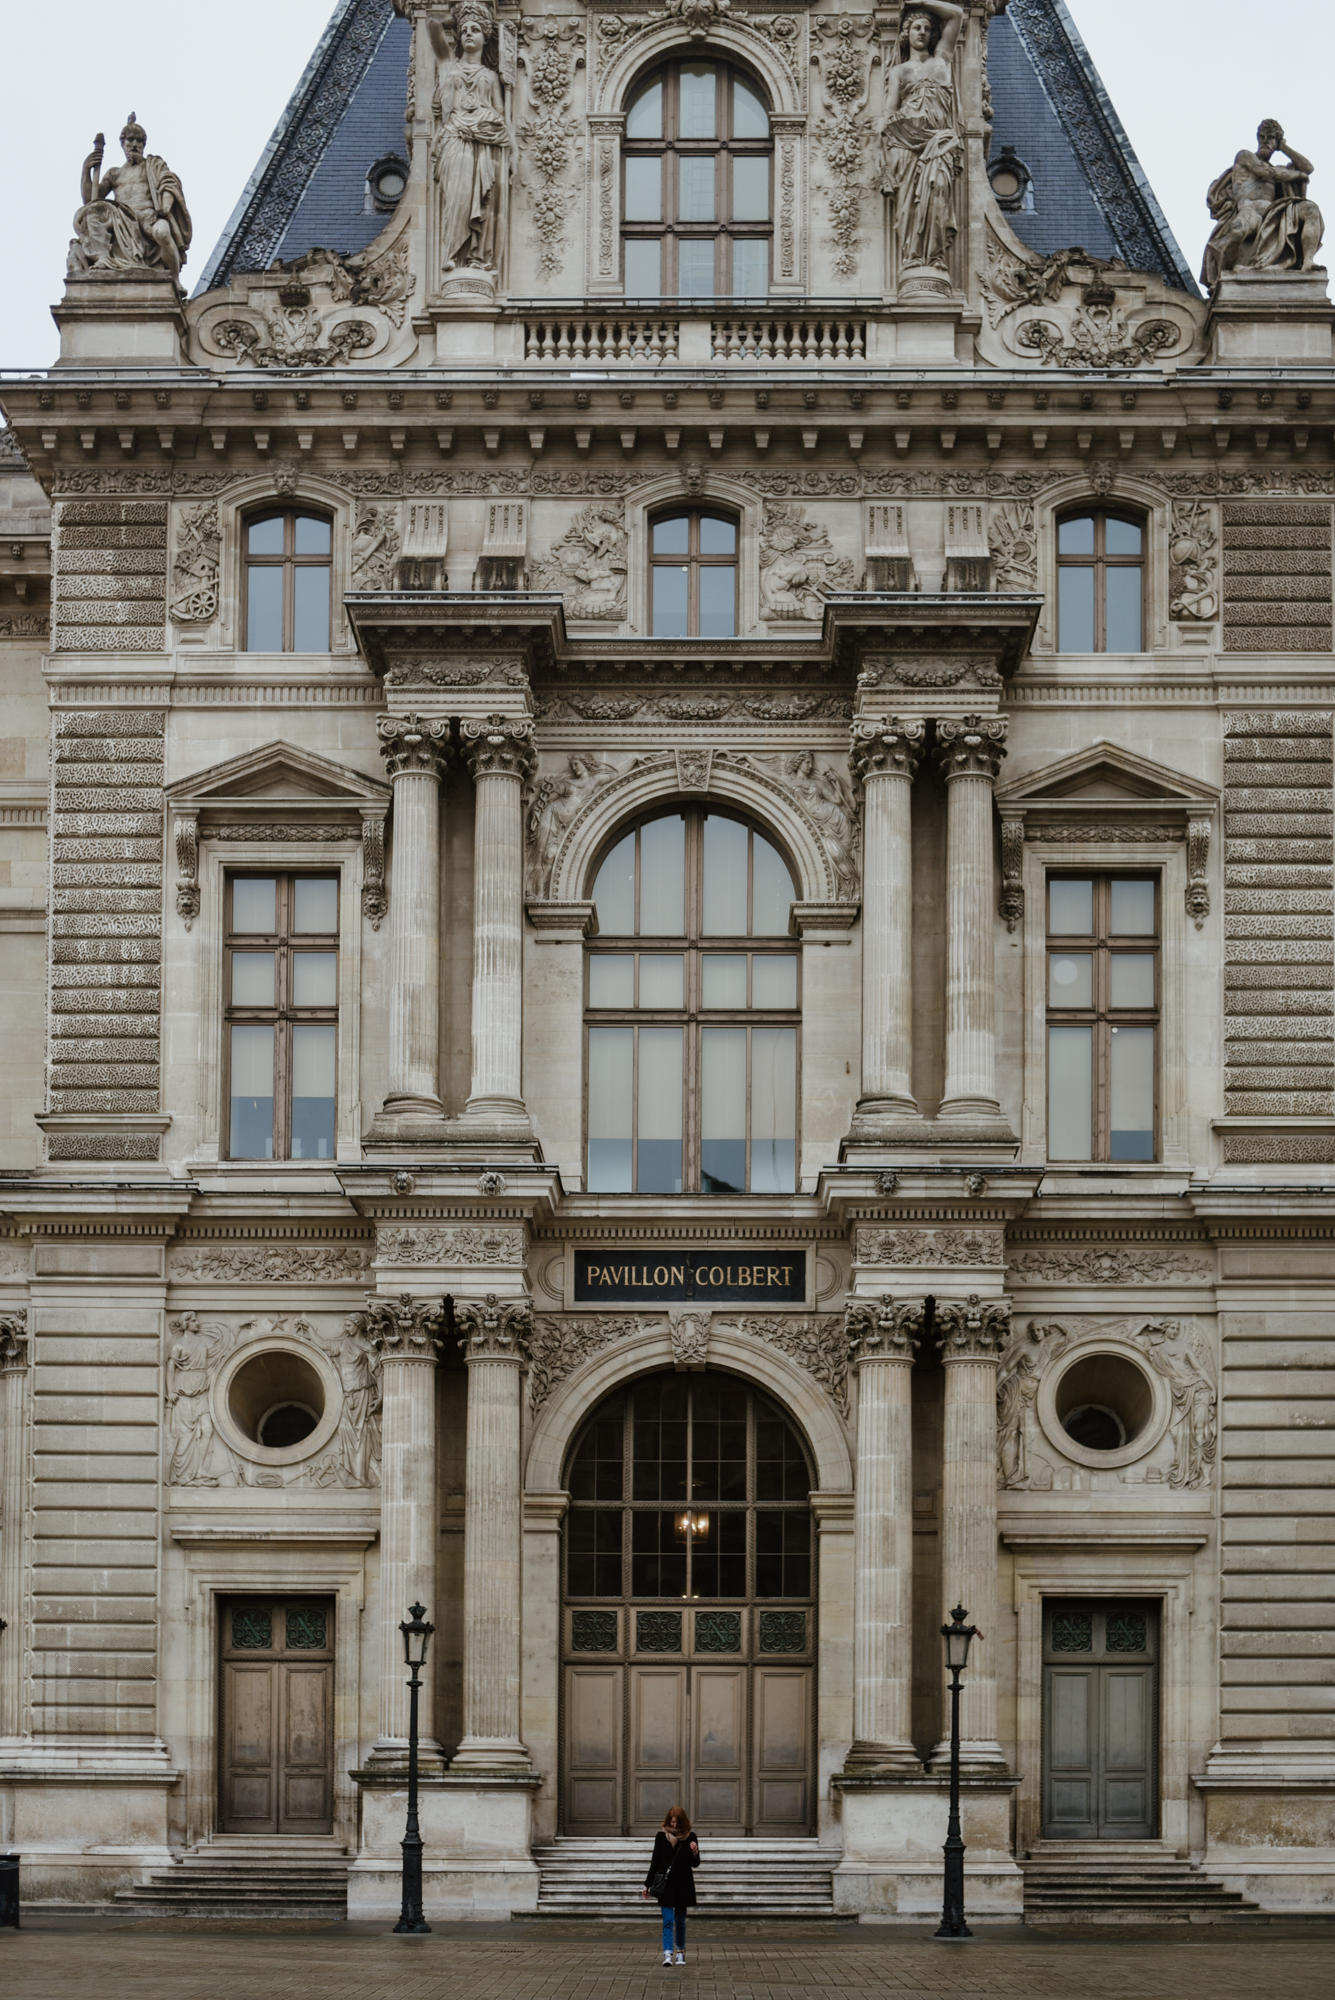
{"left": 429, "top": 0, "right": 512, "bottom": 286}
{"left": 879, "top": 1, "right": 964, "bottom": 295}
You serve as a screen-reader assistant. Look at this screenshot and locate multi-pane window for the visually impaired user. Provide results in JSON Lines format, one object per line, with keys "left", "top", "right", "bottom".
{"left": 623, "top": 61, "right": 772, "bottom": 299}
{"left": 1056, "top": 509, "right": 1145, "bottom": 653}
{"left": 650, "top": 509, "right": 738, "bottom": 638}
{"left": 226, "top": 874, "right": 338, "bottom": 1161}
{"left": 586, "top": 810, "right": 798, "bottom": 1195}
{"left": 1047, "top": 875, "right": 1159, "bottom": 1162}
{"left": 243, "top": 510, "right": 333, "bottom": 652}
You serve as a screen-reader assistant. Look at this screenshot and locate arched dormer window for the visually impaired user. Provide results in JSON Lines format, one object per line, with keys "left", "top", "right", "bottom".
{"left": 243, "top": 508, "right": 333, "bottom": 653}
{"left": 623, "top": 60, "right": 772, "bottom": 300}
{"left": 587, "top": 809, "right": 798, "bottom": 1195}
{"left": 1056, "top": 506, "right": 1145, "bottom": 654}
{"left": 649, "top": 506, "right": 738, "bottom": 637}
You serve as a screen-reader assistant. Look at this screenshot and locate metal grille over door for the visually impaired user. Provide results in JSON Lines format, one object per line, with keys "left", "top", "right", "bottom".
{"left": 219, "top": 1597, "right": 335, "bottom": 1834}
{"left": 562, "top": 1371, "right": 814, "bottom": 1836}
{"left": 1041, "top": 1599, "right": 1159, "bottom": 1840}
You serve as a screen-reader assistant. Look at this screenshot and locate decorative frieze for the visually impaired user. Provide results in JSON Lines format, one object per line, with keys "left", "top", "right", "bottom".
{"left": 1008, "top": 1242, "right": 1212, "bottom": 1285}
{"left": 377, "top": 1224, "right": 526, "bottom": 1266}
{"left": 169, "top": 1240, "right": 373, "bottom": 1283}
{"left": 856, "top": 1226, "right": 1004, "bottom": 1268}
{"left": 1222, "top": 502, "right": 1333, "bottom": 653}
{"left": 55, "top": 499, "right": 167, "bottom": 651}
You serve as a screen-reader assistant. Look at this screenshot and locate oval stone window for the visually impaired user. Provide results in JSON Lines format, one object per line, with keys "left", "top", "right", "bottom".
{"left": 1054, "top": 1352, "right": 1154, "bottom": 1453}
{"left": 228, "top": 1349, "right": 326, "bottom": 1451}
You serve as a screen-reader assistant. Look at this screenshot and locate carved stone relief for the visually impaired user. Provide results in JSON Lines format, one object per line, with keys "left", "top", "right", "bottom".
{"left": 742, "top": 1314, "right": 852, "bottom": 1420}
{"left": 735, "top": 749, "right": 860, "bottom": 899}
{"left": 531, "top": 504, "right": 628, "bottom": 619}
{"left": 1016, "top": 280, "right": 1186, "bottom": 368}
{"left": 811, "top": 17, "right": 877, "bottom": 282}
{"left": 352, "top": 504, "right": 402, "bottom": 592}
{"left": 169, "top": 1240, "right": 373, "bottom": 1283}
{"left": 525, "top": 1310, "right": 850, "bottom": 1421}
{"left": 518, "top": 17, "right": 585, "bottom": 281}
{"left": 1169, "top": 501, "right": 1220, "bottom": 623}
{"left": 527, "top": 752, "right": 638, "bottom": 898}
{"left": 528, "top": 1314, "right": 639, "bottom": 1415}
{"left": 669, "top": 1309, "right": 712, "bottom": 1370}
{"left": 989, "top": 500, "right": 1037, "bottom": 593}
{"left": 760, "top": 503, "right": 859, "bottom": 619}
{"left": 856, "top": 1226, "right": 1005, "bottom": 1268}
{"left": 1007, "top": 1242, "right": 1212, "bottom": 1285}
{"left": 170, "top": 502, "right": 220, "bottom": 625}
{"left": 376, "top": 1224, "right": 527, "bottom": 1266}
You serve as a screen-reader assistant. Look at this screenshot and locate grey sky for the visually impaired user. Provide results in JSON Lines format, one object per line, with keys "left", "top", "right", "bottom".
{"left": 1, "top": 0, "right": 1331, "bottom": 362}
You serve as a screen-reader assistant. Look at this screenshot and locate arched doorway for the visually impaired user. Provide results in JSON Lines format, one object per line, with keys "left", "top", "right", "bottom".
{"left": 561, "top": 1369, "right": 815, "bottom": 1836}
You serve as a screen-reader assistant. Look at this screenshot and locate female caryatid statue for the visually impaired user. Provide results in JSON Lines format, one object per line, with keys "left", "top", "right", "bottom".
{"left": 429, "top": 0, "right": 512, "bottom": 287}
{"left": 879, "top": 1, "right": 965, "bottom": 296}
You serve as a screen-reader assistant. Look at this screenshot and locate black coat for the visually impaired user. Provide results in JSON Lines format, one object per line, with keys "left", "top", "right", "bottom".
{"left": 645, "top": 1829, "right": 700, "bottom": 1907}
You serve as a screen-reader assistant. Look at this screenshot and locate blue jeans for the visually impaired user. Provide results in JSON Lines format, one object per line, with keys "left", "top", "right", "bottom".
{"left": 660, "top": 1905, "right": 687, "bottom": 1953}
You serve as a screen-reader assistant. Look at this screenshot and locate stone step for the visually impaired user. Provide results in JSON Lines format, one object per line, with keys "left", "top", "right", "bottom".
{"left": 1021, "top": 1855, "right": 1262, "bottom": 1925}
{"left": 535, "top": 1837, "right": 838, "bottom": 1919}
{"left": 113, "top": 1845, "right": 349, "bottom": 1920}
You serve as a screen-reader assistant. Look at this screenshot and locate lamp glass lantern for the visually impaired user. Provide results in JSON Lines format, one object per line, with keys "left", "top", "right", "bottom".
{"left": 943, "top": 1605, "right": 976, "bottom": 1673}
{"left": 401, "top": 1601, "right": 435, "bottom": 1671}
{"left": 675, "top": 1508, "right": 710, "bottom": 1543}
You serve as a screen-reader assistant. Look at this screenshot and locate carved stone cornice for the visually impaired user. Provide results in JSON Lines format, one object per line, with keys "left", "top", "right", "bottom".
{"left": 845, "top": 1295, "right": 924, "bottom": 1363}
{"left": 377, "top": 713, "right": 451, "bottom": 781}
{"left": 936, "top": 1294, "right": 1011, "bottom": 1360}
{"left": 461, "top": 713, "right": 539, "bottom": 787}
{"left": 849, "top": 718, "right": 926, "bottom": 788}
{"left": 0, "top": 1310, "right": 29, "bottom": 1373}
{"left": 934, "top": 714, "right": 1009, "bottom": 784}
{"left": 350, "top": 1292, "right": 445, "bottom": 1359}
{"left": 457, "top": 1292, "right": 533, "bottom": 1363}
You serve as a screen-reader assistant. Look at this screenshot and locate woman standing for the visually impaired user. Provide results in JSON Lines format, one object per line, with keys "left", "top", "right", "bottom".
{"left": 642, "top": 1806, "right": 700, "bottom": 1967}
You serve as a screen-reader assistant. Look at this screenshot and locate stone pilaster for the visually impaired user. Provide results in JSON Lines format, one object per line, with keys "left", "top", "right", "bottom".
{"left": 460, "top": 716, "right": 537, "bottom": 1126}
{"left": 370, "top": 715, "right": 451, "bottom": 1139}
{"left": 844, "top": 1296, "right": 923, "bottom": 1774}
{"left": 0, "top": 1312, "right": 29, "bottom": 1738}
{"left": 934, "top": 1294, "right": 1010, "bottom": 1773}
{"left": 453, "top": 1293, "right": 532, "bottom": 1770}
{"left": 934, "top": 716, "right": 1008, "bottom": 1120}
{"left": 850, "top": 720, "right": 926, "bottom": 1118}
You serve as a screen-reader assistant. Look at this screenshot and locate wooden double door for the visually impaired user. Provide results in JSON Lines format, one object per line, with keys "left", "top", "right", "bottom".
{"left": 1041, "top": 1599, "right": 1159, "bottom": 1840}
{"left": 219, "top": 1596, "right": 335, "bottom": 1834}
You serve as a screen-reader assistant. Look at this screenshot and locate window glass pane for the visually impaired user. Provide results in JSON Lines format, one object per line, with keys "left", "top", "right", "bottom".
{"left": 624, "top": 155, "right": 662, "bottom": 222}
{"left": 701, "top": 1026, "right": 747, "bottom": 1194}
{"left": 1110, "top": 1025, "right": 1155, "bottom": 1160}
{"left": 231, "top": 951, "right": 275, "bottom": 1007}
{"left": 651, "top": 564, "right": 689, "bottom": 637}
{"left": 1058, "top": 564, "right": 1095, "bottom": 651}
{"left": 567, "top": 1508, "right": 623, "bottom": 1597}
{"left": 247, "top": 514, "right": 285, "bottom": 556}
{"left": 1105, "top": 515, "right": 1143, "bottom": 556}
{"left": 637, "top": 1026, "right": 683, "bottom": 1193}
{"left": 702, "top": 816, "right": 748, "bottom": 934}
{"left": 1111, "top": 954, "right": 1156, "bottom": 1009}
{"left": 702, "top": 955, "right": 748, "bottom": 1008}
{"left": 678, "top": 236, "right": 717, "bottom": 297}
{"left": 589, "top": 954, "right": 635, "bottom": 1008}
{"left": 293, "top": 876, "right": 338, "bottom": 934}
{"left": 698, "top": 564, "right": 737, "bottom": 639}
{"left": 1048, "top": 952, "right": 1093, "bottom": 1010}
{"left": 1110, "top": 879, "right": 1156, "bottom": 936}
{"left": 752, "top": 836, "right": 793, "bottom": 937}
{"left": 692, "top": 1510, "right": 747, "bottom": 1599}
{"left": 753, "top": 955, "right": 797, "bottom": 1008}
{"left": 293, "top": 951, "right": 337, "bottom": 1008}
{"left": 730, "top": 237, "right": 769, "bottom": 300}
{"left": 588, "top": 1027, "right": 633, "bottom": 1191}
{"left": 246, "top": 565, "right": 284, "bottom": 651}
{"left": 699, "top": 515, "right": 736, "bottom": 556}
{"left": 653, "top": 514, "right": 690, "bottom": 554}
{"left": 291, "top": 1024, "right": 336, "bottom": 1160}
{"left": 639, "top": 954, "right": 684, "bottom": 1008}
{"left": 751, "top": 1026, "right": 796, "bottom": 1193}
{"left": 1048, "top": 878, "right": 1093, "bottom": 936}
{"left": 1058, "top": 514, "right": 1096, "bottom": 556}
{"left": 623, "top": 236, "right": 662, "bottom": 297}
{"left": 678, "top": 65, "right": 717, "bottom": 138}
{"left": 294, "top": 514, "right": 332, "bottom": 556}
{"left": 678, "top": 154, "right": 716, "bottom": 222}
{"left": 732, "top": 155, "right": 770, "bottom": 222}
{"left": 732, "top": 76, "right": 770, "bottom": 140}
{"left": 1105, "top": 564, "right": 1143, "bottom": 652}
{"left": 1048, "top": 1025, "right": 1093, "bottom": 1160}
{"left": 292, "top": 565, "right": 331, "bottom": 652}
{"left": 626, "top": 79, "right": 663, "bottom": 139}
{"left": 229, "top": 1023, "right": 275, "bottom": 1160}
{"left": 593, "top": 833, "right": 636, "bottom": 935}
{"left": 639, "top": 815, "right": 686, "bottom": 935}
{"left": 231, "top": 877, "right": 277, "bottom": 934}
{"left": 631, "top": 1510, "right": 686, "bottom": 1599}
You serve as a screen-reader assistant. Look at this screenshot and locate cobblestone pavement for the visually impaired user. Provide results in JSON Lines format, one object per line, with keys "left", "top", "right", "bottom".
{"left": 4, "top": 1918, "right": 1335, "bottom": 2000}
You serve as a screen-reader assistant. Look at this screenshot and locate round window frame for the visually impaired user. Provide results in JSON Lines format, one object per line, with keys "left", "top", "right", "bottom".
{"left": 368, "top": 154, "right": 410, "bottom": 212}
{"left": 211, "top": 1334, "right": 343, "bottom": 1469}
{"left": 1035, "top": 1339, "right": 1171, "bottom": 1471}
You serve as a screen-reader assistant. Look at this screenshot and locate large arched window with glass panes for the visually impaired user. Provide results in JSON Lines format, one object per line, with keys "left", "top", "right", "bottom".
{"left": 622, "top": 60, "right": 772, "bottom": 299}
{"left": 586, "top": 810, "right": 798, "bottom": 1194}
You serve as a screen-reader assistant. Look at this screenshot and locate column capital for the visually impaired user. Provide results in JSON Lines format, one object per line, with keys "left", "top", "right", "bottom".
{"left": 377, "top": 712, "right": 451, "bottom": 781}
{"left": 936, "top": 1293, "right": 1011, "bottom": 1360}
{"left": 0, "top": 1310, "right": 28, "bottom": 1373}
{"left": 457, "top": 1292, "right": 533, "bottom": 1363}
{"left": 846, "top": 1294, "right": 924, "bottom": 1363}
{"left": 933, "top": 713, "right": 1008, "bottom": 784}
{"left": 461, "top": 713, "right": 538, "bottom": 788}
{"left": 850, "top": 717, "right": 927, "bottom": 788}
{"left": 350, "top": 1292, "right": 444, "bottom": 1359}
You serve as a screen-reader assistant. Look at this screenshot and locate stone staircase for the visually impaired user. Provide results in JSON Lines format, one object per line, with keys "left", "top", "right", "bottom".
{"left": 1022, "top": 1849, "right": 1265, "bottom": 1925}
{"left": 113, "top": 1837, "right": 349, "bottom": 1919}
{"left": 533, "top": 1837, "right": 842, "bottom": 1920}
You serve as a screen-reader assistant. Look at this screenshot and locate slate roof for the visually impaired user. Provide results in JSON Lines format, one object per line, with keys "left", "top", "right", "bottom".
{"left": 199, "top": 0, "right": 1195, "bottom": 298}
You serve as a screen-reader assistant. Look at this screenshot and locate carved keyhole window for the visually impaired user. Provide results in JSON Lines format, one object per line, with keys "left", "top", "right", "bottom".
{"left": 622, "top": 61, "right": 773, "bottom": 299}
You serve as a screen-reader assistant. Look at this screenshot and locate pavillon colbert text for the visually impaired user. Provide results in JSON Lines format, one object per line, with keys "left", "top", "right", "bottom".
{"left": 573, "top": 1252, "right": 807, "bottom": 1304}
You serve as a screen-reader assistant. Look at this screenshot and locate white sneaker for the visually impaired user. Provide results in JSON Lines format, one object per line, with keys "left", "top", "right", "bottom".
{"left": 675, "top": 1952, "right": 686, "bottom": 1965}
{"left": 662, "top": 1951, "right": 673, "bottom": 1966}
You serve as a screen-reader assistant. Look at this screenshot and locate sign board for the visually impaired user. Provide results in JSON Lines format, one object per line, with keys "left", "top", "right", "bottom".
{"left": 573, "top": 1251, "right": 806, "bottom": 1305}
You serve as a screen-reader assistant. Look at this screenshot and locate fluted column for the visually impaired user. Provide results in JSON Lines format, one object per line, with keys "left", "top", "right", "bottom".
{"left": 355, "top": 1293, "right": 445, "bottom": 1764}
{"left": 460, "top": 715, "right": 537, "bottom": 1121}
{"left": 376, "top": 714, "right": 451, "bottom": 1120}
{"left": 851, "top": 720, "right": 926, "bottom": 1116}
{"left": 844, "top": 1297, "right": 923, "bottom": 1773}
{"left": 453, "top": 1293, "right": 532, "bottom": 1769}
{"left": 934, "top": 716, "right": 1008, "bottom": 1119}
{"left": 935, "top": 1294, "right": 1009, "bottom": 1772}
{"left": 0, "top": 1312, "right": 29, "bottom": 1738}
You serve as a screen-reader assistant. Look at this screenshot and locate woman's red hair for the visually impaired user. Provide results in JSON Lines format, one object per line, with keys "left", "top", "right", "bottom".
{"left": 662, "top": 1806, "right": 693, "bottom": 1836}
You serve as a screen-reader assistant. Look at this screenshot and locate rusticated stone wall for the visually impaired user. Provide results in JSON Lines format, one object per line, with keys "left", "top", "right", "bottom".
{"left": 1222, "top": 503, "right": 1333, "bottom": 654}
{"left": 53, "top": 499, "right": 168, "bottom": 652}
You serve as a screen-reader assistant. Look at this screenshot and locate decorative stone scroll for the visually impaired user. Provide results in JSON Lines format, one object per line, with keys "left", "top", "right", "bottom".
{"left": 845, "top": 1295, "right": 923, "bottom": 1361}
{"left": 745, "top": 1314, "right": 852, "bottom": 1420}
{"left": 934, "top": 714, "right": 1008, "bottom": 784}
{"left": 0, "top": 1311, "right": 29, "bottom": 1372}
{"left": 350, "top": 1292, "right": 446, "bottom": 1357}
{"left": 460, "top": 712, "right": 538, "bottom": 786}
{"left": 169, "top": 1240, "right": 372, "bottom": 1283}
{"left": 456, "top": 1292, "right": 533, "bottom": 1361}
{"left": 935, "top": 1293, "right": 1010, "bottom": 1358}
{"left": 669, "top": 1309, "right": 711, "bottom": 1371}
{"left": 1007, "top": 1242, "right": 1212, "bottom": 1285}
{"left": 377, "top": 712, "right": 452, "bottom": 779}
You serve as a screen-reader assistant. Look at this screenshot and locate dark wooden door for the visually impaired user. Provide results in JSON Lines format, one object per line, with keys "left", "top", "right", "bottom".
{"left": 219, "top": 1598, "right": 334, "bottom": 1834}
{"left": 1042, "top": 1600, "right": 1159, "bottom": 1840}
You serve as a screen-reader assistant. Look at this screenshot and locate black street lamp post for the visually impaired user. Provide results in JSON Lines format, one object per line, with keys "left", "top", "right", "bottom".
{"left": 934, "top": 1605, "right": 978, "bottom": 1942}
{"left": 394, "top": 1601, "right": 435, "bottom": 1937}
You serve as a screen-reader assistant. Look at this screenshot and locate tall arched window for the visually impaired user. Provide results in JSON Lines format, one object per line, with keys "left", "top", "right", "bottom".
{"left": 650, "top": 507, "right": 738, "bottom": 638}
{"left": 243, "top": 509, "right": 333, "bottom": 653}
{"left": 587, "top": 810, "right": 798, "bottom": 1195}
{"left": 1056, "top": 507, "right": 1145, "bottom": 653}
{"left": 623, "top": 61, "right": 772, "bottom": 299}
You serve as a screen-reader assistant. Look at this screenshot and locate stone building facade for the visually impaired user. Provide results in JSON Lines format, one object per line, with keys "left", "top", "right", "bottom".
{"left": 0, "top": 0, "right": 1333, "bottom": 1921}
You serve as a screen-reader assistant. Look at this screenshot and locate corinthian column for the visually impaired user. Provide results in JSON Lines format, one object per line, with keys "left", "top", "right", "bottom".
{"left": 0, "top": 1312, "right": 29, "bottom": 1738}
{"left": 934, "top": 1294, "right": 1009, "bottom": 1772}
{"left": 453, "top": 1294, "right": 532, "bottom": 1768}
{"left": 851, "top": 720, "right": 926, "bottom": 1117}
{"left": 460, "top": 715, "right": 537, "bottom": 1122}
{"left": 934, "top": 716, "right": 1008, "bottom": 1119}
{"left": 375, "top": 714, "right": 451, "bottom": 1126}
{"left": 354, "top": 1293, "right": 445, "bottom": 1766}
{"left": 844, "top": 1296, "right": 923, "bottom": 1773}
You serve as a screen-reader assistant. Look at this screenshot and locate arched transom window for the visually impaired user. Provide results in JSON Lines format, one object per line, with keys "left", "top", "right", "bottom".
{"left": 1056, "top": 507, "right": 1145, "bottom": 654}
{"left": 623, "top": 61, "right": 772, "bottom": 299}
{"left": 587, "top": 810, "right": 798, "bottom": 1195}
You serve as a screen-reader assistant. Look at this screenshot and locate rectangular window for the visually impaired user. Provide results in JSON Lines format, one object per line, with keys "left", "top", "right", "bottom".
{"left": 1046, "top": 875, "right": 1159, "bottom": 1163}
{"left": 225, "top": 874, "right": 339, "bottom": 1161}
